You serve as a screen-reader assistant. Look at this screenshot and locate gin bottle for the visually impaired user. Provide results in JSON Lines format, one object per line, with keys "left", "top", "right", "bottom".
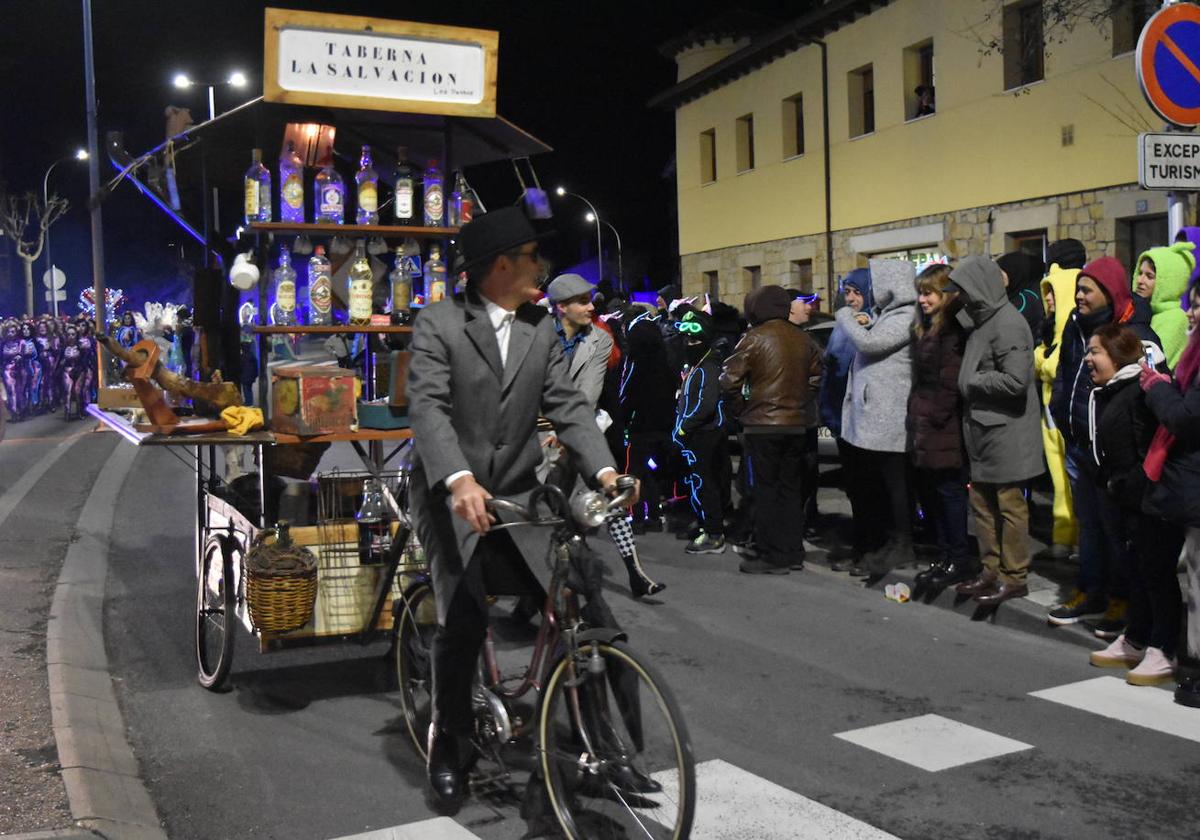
{"left": 271, "top": 247, "right": 297, "bottom": 325}
{"left": 423, "top": 159, "right": 443, "bottom": 227}
{"left": 308, "top": 245, "right": 333, "bottom": 325}
{"left": 388, "top": 246, "right": 411, "bottom": 315}
{"left": 314, "top": 157, "right": 345, "bottom": 224}
{"left": 424, "top": 244, "right": 447, "bottom": 304}
{"left": 243, "top": 148, "right": 271, "bottom": 225}
{"left": 279, "top": 141, "right": 305, "bottom": 224}
{"left": 355, "top": 145, "right": 379, "bottom": 225}
{"left": 393, "top": 146, "right": 415, "bottom": 225}
{"left": 448, "top": 172, "right": 463, "bottom": 228}
{"left": 348, "top": 242, "right": 374, "bottom": 325}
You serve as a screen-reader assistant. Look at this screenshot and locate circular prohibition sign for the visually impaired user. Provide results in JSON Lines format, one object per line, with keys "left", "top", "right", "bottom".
{"left": 1138, "top": 3, "right": 1200, "bottom": 127}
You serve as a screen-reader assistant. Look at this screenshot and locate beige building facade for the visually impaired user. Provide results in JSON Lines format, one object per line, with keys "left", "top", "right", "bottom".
{"left": 652, "top": 0, "right": 1179, "bottom": 308}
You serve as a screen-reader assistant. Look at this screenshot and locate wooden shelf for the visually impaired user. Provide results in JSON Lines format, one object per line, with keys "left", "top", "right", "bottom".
{"left": 271, "top": 428, "right": 413, "bottom": 444}
{"left": 252, "top": 325, "right": 413, "bottom": 334}
{"left": 249, "top": 222, "right": 459, "bottom": 237}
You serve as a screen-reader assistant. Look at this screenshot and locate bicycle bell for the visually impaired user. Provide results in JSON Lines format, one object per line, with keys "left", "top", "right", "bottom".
{"left": 570, "top": 490, "right": 609, "bottom": 530}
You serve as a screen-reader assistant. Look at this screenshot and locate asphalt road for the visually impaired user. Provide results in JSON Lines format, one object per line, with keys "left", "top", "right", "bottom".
{"left": 95, "top": 443, "right": 1200, "bottom": 840}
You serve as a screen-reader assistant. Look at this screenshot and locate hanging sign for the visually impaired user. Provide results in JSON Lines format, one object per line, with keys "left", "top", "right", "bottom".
{"left": 1139, "top": 132, "right": 1200, "bottom": 189}
{"left": 1137, "top": 3, "right": 1200, "bottom": 127}
{"left": 263, "top": 8, "right": 498, "bottom": 117}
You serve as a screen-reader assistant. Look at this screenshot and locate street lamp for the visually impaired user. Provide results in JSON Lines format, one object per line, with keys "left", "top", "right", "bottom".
{"left": 172, "top": 70, "right": 249, "bottom": 121}
{"left": 42, "top": 148, "right": 89, "bottom": 317}
{"left": 586, "top": 212, "right": 623, "bottom": 291}
{"left": 554, "top": 186, "right": 604, "bottom": 287}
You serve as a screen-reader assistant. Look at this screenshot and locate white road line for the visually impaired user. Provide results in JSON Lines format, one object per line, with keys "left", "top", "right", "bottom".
{"left": 1031, "top": 676, "right": 1200, "bottom": 743}
{"left": 834, "top": 714, "right": 1034, "bottom": 772}
{"left": 326, "top": 817, "right": 482, "bottom": 839}
{"left": 0, "top": 430, "right": 84, "bottom": 531}
{"left": 655, "top": 758, "right": 899, "bottom": 839}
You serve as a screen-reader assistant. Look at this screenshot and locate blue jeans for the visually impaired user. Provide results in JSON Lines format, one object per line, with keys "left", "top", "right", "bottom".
{"left": 1065, "top": 445, "right": 1129, "bottom": 599}
{"left": 930, "top": 467, "right": 971, "bottom": 564}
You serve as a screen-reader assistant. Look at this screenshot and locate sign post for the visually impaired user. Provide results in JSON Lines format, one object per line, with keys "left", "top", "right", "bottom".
{"left": 1135, "top": 2, "right": 1200, "bottom": 240}
{"left": 41, "top": 266, "right": 66, "bottom": 318}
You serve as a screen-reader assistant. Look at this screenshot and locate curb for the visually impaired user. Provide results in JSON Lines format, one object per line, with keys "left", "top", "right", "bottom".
{"left": 44, "top": 442, "right": 167, "bottom": 840}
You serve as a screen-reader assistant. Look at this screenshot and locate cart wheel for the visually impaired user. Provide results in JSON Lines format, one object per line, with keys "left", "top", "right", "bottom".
{"left": 393, "top": 579, "right": 436, "bottom": 760}
{"left": 196, "top": 535, "right": 236, "bottom": 690}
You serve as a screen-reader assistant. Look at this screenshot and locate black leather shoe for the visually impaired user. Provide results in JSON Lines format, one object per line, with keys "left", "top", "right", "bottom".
{"left": 426, "top": 729, "right": 468, "bottom": 815}
{"left": 1175, "top": 673, "right": 1200, "bottom": 708}
{"left": 914, "top": 563, "right": 944, "bottom": 585}
{"left": 927, "top": 561, "right": 978, "bottom": 589}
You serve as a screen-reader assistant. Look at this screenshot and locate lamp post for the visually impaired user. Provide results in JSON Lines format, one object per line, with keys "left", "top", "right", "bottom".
{"left": 41, "top": 148, "right": 88, "bottom": 317}
{"left": 586, "top": 212, "right": 623, "bottom": 291}
{"left": 554, "top": 186, "right": 604, "bottom": 287}
{"left": 173, "top": 70, "right": 248, "bottom": 121}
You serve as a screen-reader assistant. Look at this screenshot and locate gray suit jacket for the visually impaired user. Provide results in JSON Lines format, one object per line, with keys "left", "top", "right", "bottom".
{"left": 565, "top": 323, "right": 614, "bottom": 408}
{"left": 407, "top": 290, "right": 615, "bottom": 623}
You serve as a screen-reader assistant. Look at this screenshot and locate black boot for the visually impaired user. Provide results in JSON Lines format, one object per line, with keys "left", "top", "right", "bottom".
{"left": 623, "top": 548, "right": 665, "bottom": 599}
{"left": 426, "top": 727, "right": 469, "bottom": 815}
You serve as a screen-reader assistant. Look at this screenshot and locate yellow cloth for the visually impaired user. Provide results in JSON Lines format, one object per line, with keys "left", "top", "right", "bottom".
{"left": 221, "top": 406, "right": 264, "bottom": 436}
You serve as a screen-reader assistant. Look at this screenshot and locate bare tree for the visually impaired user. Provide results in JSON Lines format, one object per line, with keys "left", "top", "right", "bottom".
{"left": 0, "top": 191, "right": 69, "bottom": 316}
{"left": 967, "top": 1, "right": 1150, "bottom": 58}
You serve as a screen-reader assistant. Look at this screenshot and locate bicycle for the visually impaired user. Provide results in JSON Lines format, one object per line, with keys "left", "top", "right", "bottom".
{"left": 394, "top": 476, "right": 696, "bottom": 839}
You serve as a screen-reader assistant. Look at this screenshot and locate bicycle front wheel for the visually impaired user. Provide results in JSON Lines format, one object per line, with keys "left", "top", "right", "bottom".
{"left": 538, "top": 639, "right": 695, "bottom": 840}
{"left": 393, "top": 579, "right": 437, "bottom": 761}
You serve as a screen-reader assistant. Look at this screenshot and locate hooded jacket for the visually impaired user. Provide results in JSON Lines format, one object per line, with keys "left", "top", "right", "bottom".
{"left": 1034, "top": 263, "right": 1080, "bottom": 405}
{"left": 997, "top": 251, "right": 1046, "bottom": 343}
{"left": 1050, "top": 256, "right": 1164, "bottom": 447}
{"left": 834, "top": 259, "right": 916, "bottom": 452}
{"left": 819, "top": 268, "right": 871, "bottom": 435}
{"left": 1088, "top": 363, "right": 1154, "bottom": 512}
{"left": 951, "top": 256, "right": 1043, "bottom": 483}
{"left": 1134, "top": 241, "right": 1194, "bottom": 368}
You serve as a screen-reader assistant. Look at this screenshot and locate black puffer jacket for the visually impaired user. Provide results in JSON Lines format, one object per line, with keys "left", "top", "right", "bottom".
{"left": 1143, "top": 373, "right": 1200, "bottom": 528}
{"left": 1091, "top": 367, "right": 1155, "bottom": 512}
{"left": 907, "top": 319, "right": 967, "bottom": 471}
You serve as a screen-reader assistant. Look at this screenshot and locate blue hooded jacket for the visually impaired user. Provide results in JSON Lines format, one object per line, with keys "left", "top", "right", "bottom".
{"left": 819, "top": 268, "right": 873, "bottom": 435}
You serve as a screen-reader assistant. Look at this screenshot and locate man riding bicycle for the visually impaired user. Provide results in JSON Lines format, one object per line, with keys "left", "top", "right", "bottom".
{"left": 406, "top": 207, "right": 635, "bottom": 814}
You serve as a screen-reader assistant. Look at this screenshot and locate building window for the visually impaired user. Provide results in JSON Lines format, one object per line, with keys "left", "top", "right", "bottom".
{"left": 1116, "top": 215, "right": 1168, "bottom": 273}
{"left": 699, "top": 128, "right": 716, "bottom": 184}
{"left": 736, "top": 114, "right": 755, "bottom": 172}
{"left": 1003, "top": 0, "right": 1044, "bottom": 90}
{"left": 1112, "top": 0, "right": 1156, "bottom": 56}
{"left": 782, "top": 94, "right": 805, "bottom": 158}
{"left": 904, "top": 40, "right": 936, "bottom": 119}
{"left": 849, "top": 64, "right": 875, "bottom": 138}
{"left": 1007, "top": 229, "right": 1047, "bottom": 263}
{"left": 703, "top": 270, "right": 719, "bottom": 299}
{"left": 743, "top": 264, "right": 762, "bottom": 292}
{"left": 790, "top": 259, "right": 814, "bottom": 296}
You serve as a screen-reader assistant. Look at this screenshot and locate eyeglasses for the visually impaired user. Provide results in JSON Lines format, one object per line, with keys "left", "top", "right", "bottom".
{"left": 675, "top": 320, "right": 704, "bottom": 334}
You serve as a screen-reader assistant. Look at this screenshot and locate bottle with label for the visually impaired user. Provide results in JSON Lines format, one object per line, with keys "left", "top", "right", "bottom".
{"left": 393, "top": 146, "right": 415, "bottom": 225}
{"left": 401, "top": 237, "right": 423, "bottom": 303}
{"left": 448, "top": 172, "right": 463, "bottom": 228}
{"left": 279, "top": 141, "right": 305, "bottom": 224}
{"left": 388, "top": 247, "right": 411, "bottom": 315}
{"left": 423, "top": 159, "right": 443, "bottom": 227}
{"left": 243, "top": 148, "right": 272, "bottom": 225}
{"left": 313, "top": 157, "right": 345, "bottom": 225}
{"left": 424, "top": 244, "right": 447, "bottom": 304}
{"left": 308, "top": 245, "right": 333, "bottom": 325}
{"left": 271, "top": 247, "right": 297, "bottom": 325}
{"left": 355, "top": 145, "right": 379, "bottom": 225}
{"left": 459, "top": 172, "right": 475, "bottom": 225}
{"left": 348, "top": 242, "right": 374, "bottom": 325}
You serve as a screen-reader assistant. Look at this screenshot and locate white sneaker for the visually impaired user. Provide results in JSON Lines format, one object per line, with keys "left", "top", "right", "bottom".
{"left": 1126, "top": 646, "right": 1176, "bottom": 686}
{"left": 1089, "top": 634, "right": 1144, "bottom": 669}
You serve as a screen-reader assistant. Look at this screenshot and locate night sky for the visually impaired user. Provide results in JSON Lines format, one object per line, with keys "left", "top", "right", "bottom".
{"left": 0, "top": 0, "right": 808, "bottom": 316}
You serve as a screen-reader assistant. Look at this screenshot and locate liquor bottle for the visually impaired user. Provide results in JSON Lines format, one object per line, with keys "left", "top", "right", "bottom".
{"left": 308, "top": 245, "right": 333, "bottom": 325}
{"left": 448, "top": 172, "right": 463, "bottom": 228}
{"left": 271, "top": 247, "right": 297, "bottom": 325}
{"left": 355, "top": 145, "right": 379, "bottom": 225}
{"left": 348, "top": 242, "right": 374, "bottom": 325}
{"left": 243, "top": 148, "right": 272, "bottom": 225}
{"left": 388, "top": 246, "right": 411, "bottom": 315}
{"left": 314, "top": 157, "right": 345, "bottom": 224}
{"left": 401, "top": 237, "right": 423, "bottom": 302}
{"left": 459, "top": 172, "right": 475, "bottom": 225}
{"left": 423, "top": 159, "right": 443, "bottom": 227}
{"left": 279, "top": 141, "right": 305, "bottom": 224}
{"left": 424, "top": 244, "right": 447, "bottom": 304}
{"left": 393, "top": 146, "right": 415, "bottom": 225}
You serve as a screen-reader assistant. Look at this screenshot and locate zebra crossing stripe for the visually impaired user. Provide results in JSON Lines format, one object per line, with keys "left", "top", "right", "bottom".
{"left": 327, "top": 817, "right": 481, "bottom": 839}
{"left": 1031, "top": 676, "right": 1200, "bottom": 743}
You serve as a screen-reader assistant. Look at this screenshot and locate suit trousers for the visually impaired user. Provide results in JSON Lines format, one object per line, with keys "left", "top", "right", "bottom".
{"left": 968, "top": 482, "right": 1030, "bottom": 584}
{"left": 744, "top": 432, "right": 808, "bottom": 566}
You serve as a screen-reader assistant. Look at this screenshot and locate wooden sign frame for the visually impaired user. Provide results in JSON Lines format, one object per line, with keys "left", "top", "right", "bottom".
{"left": 263, "top": 7, "right": 498, "bottom": 118}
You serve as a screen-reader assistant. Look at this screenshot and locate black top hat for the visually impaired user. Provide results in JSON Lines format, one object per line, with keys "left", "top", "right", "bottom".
{"left": 453, "top": 207, "right": 553, "bottom": 274}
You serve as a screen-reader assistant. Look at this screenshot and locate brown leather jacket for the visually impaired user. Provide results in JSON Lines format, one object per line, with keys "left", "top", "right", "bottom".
{"left": 720, "top": 319, "right": 823, "bottom": 427}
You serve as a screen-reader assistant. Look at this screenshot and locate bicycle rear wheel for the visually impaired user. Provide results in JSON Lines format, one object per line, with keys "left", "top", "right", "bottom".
{"left": 196, "top": 536, "right": 236, "bottom": 690}
{"left": 394, "top": 579, "right": 437, "bottom": 761}
{"left": 538, "top": 639, "right": 695, "bottom": 840}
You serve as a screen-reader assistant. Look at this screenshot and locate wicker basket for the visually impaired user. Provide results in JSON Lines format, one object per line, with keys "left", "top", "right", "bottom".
{"left": 244, "top": 524, "right": 318, "bottom": 633}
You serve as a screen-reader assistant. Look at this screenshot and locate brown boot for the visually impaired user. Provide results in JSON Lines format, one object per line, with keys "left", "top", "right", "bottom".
{"left": 955, "top": 569, "right": 998, "bottom": 596}
{"left": 974, "top": 580, "right": 1029, "bottom": 605}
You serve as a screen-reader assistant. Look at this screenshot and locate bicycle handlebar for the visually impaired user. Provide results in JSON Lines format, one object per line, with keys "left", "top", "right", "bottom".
{"left": 485, "top": 475, "right": 637, "bottom": 530}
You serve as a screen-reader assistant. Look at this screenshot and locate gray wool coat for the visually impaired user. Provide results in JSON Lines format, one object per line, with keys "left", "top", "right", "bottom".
{"left": 406, "top": 290, "right": 615, "bottom": 625}
{"left": 951, "top": 256, "right": 1043, "bottom": 484}
{"left": 834, "top": 259, "right": 917, "bottom": 453}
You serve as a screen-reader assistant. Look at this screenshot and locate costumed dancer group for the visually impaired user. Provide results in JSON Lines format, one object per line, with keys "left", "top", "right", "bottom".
{"left": 1, "top": 314, "right": 100, "bottom": 422}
